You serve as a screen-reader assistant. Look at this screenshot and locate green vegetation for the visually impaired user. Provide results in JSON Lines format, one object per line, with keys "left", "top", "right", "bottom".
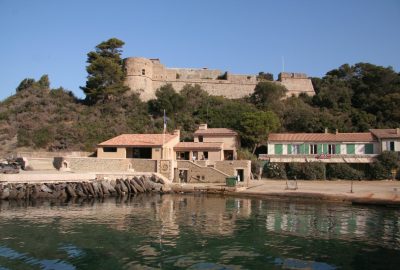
{"left": 0, "top": 38, "right": 399, "bottom": 180}
{"left": 80, "top": 38, "right": 129, "bottom": 104}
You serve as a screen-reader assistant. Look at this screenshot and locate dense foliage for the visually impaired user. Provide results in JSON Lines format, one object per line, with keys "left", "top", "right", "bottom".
{"left": 80, "top": 38, "right": 129, "bottom": 104}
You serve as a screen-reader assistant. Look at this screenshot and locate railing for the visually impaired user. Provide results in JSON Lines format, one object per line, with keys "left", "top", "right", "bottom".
{"left": 259, "top": 154, "right": 378, "bottom": 160}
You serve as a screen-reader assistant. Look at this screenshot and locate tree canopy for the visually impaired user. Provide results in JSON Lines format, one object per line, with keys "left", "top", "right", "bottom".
{"left": 81, "top": 38, "right": 129, "bottom": 104}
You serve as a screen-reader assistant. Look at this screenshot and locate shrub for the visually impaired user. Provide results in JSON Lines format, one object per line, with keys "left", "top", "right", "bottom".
{"left": 286, "top": 162, "right": 326, "bottom": 180}
{"left": 326, "top": 163, "right": 364, "bottom": 180}
{"left": 264, "top": 162, "right": 287, "bottom": 179}
{"left": 32, "top": 127, "right": 54, "bottom": 148}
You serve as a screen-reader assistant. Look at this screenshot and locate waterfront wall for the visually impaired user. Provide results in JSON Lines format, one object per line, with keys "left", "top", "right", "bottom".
{"left": 0, "top": 175, "right": 168, "bottom": 200}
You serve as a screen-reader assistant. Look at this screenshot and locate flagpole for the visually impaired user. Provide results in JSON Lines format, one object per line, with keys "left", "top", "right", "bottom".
{"left": 162, "top": 109, "right": 166, "bottom": 159}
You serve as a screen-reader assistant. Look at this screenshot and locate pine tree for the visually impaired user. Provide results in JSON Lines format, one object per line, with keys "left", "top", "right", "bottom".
{"left": 81, "top": 38, "right": 129, "bottom": 104}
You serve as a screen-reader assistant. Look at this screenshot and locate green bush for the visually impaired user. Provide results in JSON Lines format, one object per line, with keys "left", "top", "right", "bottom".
{"left": 286, "top": 162, "right": 326, "bottom": 180}
{"left": 326, "top": 163, "right": 364, "bottom": 180}
{"left": 369, "top": 151, "right": 400, "bottom": 180}
{"left": 32, "top": 127, "right": 54, "bottom": 148}
{"left": 264, "top": 162, "right": 287, "bottom": 179}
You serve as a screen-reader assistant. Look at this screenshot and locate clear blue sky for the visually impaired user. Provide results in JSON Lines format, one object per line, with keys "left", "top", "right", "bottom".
{"left": 0, "top": 0, "right": 399, "bottom": 100}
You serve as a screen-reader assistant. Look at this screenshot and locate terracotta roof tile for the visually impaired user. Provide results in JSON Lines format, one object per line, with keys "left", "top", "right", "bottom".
{"left": 370, "top": 129, "right": 400, "bottom": 139}
{"left": 174, "top": 142, "right": 223, "bottom": 150}
{"left": 194, "top": 128, "right": 237, "bottom": 136}
{"left": 98, "top": 134, "right": 178, "bottom": 147}
{"left": 268, "top": 132, "right": 376, "bottom": 142}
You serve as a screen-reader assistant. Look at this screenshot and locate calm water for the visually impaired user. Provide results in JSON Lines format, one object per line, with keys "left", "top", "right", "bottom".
{"left": 0, "top": 194, "right": 399, "bottom": 270}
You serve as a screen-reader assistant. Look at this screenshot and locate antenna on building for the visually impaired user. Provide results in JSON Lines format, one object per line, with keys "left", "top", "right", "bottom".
{"left": 281, "top": 56, "right": 285, "bottom": 72}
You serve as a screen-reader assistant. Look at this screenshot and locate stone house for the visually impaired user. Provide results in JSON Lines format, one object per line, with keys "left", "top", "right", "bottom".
{"left": 97, "top": 131, "right": 180, "bottom": 160}
{"left": 96, "top": 125, "right": 249, "bottom": 183}
{"left": 370, "top": 129, "right": 400, "bottom": 153}
{"left": 193, "top": 124, "right": 239, "bottom": 160}
{"left": 262, "top": 129, "right": 400, "bottom": 163}
{"left": 97, "top": 124, "right": 239, "bottom": 162}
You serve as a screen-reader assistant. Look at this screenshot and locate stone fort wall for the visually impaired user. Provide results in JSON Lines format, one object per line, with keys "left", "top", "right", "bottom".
{"left": 124, "top": 57, "right": 315, "bottom": 101}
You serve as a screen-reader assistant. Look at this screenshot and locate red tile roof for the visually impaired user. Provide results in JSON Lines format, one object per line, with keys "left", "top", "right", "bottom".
{"left": 98, "top": 134, "right": 178, "bottom": 147}
{"left": 370, "top": 129, "right": 400, "bottom": 139}
{"left": 268, "top": 132, "right": 376, "bottom": 142}
{"left": 194, "top": 128, "right": 237, "bottom": 136}
{"left": 174, "top": 142, "right": 223, "bottom": 150}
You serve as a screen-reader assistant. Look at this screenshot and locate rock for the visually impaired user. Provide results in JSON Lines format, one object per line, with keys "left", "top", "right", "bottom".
{"left": 105, "top": 181, "right": 116, "bottom": 194}
{"left": 128, "top": 179, "right": 138, "bottom": 194}
{"left": 114, "top": 183, "right": 122, "bottom": 196}
{"left": 1, "top": 187, "right": 10, "bottom": 200}
{"left": 41, "top": 184, "right": 53, "bottom": 193}
{"left": 123, "top": 179, "right": 133, "bottom": 194}
{"left": 101, "top": 181, "right": 110, "bottom": 196}
{"left": 8, "top": 189, "right": 17, "bottom": 199}
{"left": 132, "top": 178, "right": 145, "bottom": 193}
{"left": 86, "top": 182, "right": 95, "bottom": 197}
{"left": 118, "top": 179, "right": 128, "bottom": 193}
{"left": 66, "top": 184, "right": 77, "bottom": 197}
{"left": 75, "top": 183, "right": 86, "bottom": 197}
{"left": 81, "top": 182, "right": 90, "bottom": 196}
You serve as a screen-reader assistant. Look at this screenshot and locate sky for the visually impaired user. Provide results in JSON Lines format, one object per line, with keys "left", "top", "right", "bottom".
{"left": 0, "top": 0, "right": 399, "bottom": 100}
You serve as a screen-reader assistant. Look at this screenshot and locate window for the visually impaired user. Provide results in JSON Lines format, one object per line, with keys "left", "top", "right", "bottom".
{"left": 328, "top": 144, "right": 336, "bottom": 154}
{"left": 310, "top": 144, "right": 318, "bottom": 154}
{"left": 142, "top": 69, "right": 145, "bottom": 75}
{"left": 198, "top": 136, "right": 203, "bottom": 142}
{"left": 103, "top": 147, "right": 117, "bottom": 152}
{"left": 291, "top": 144, "right": 301, "bottom": 154}
{"left": 386, "top": 141, "right": 395, "bottom": 151}
{"left": 204, "top": 151, "right": 208, "bottom": 159}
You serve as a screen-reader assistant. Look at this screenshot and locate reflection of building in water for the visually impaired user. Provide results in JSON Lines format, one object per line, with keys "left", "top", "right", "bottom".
{"left": 262, "top": 201, "right": 400, "bottom": 247}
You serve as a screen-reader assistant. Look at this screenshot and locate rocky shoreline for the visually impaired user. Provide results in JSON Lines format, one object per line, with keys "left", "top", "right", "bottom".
{"left": 0, "top": 174, "right": 168, "bottom": 200}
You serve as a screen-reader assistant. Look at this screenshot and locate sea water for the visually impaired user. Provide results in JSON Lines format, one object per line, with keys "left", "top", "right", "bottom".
{"left": 0, "top": 194, "right": 399, "bottom": 270}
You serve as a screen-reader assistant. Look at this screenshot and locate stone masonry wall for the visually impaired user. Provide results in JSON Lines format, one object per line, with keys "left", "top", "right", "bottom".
{"left": 176, "top": 161, "right": 230, "bottom": 183}
{"left": 65, "top": 157, "right": 130, "bottom": 172}
{"left": 124, "top": 57, "right": 315, "bottom": 101}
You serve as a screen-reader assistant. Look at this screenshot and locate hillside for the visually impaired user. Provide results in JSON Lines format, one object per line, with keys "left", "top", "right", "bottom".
{"left": 0, "top": 62, "right": 399, "bottom": 157}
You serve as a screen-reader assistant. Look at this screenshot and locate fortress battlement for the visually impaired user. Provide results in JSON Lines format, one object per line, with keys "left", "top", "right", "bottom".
{"left": 124, "top": 57, "right": 315, "bottom": 101}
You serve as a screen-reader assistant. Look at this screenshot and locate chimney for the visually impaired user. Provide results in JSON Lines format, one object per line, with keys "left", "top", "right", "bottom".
{"left": 199, "top": 124, "right": 207, "bottom": 130}
{"left": 324, "top": 128, "right": 328, "bottom": 134}
{"left": 335, "top": 129, "right": 339, "bottom": 134}
{"left": 173, "top": 129, "right": 180, "bottom": 139}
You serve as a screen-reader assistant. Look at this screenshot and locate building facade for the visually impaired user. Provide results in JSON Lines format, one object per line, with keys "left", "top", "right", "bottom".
{"left": 262, "top": 129, "right": 400, "bottom": 163}
{"left": 96, "top": 125, "right": 249, "bottom": 183}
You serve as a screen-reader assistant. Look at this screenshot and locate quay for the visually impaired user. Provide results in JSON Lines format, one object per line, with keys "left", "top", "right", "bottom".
{"left": 170, "top": 179, "right": 400, "bottom": 206}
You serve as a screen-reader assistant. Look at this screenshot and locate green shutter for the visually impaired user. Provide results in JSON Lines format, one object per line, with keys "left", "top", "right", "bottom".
{"left": 335, "top": 144, "right": 341, "bottom": 154}
{"left": 323, "top": 144, "right": 328, "bottom": 154}
{"left": 287, "top": 144, "right": 292, "bottom": 154}
{"left": 365, "top": 144, "right": 373, "bottom": 154}
{"left": 317, "top": 144, "right": 323, "bottom": 154}
{"left": 347, "top": 144, "right": 355, "bottom": 154}
{"left": 275, "top": 144, "right": 283, "bottom": 155}
{"left": 305, "top": 144, "right": 310, "bottom": 154}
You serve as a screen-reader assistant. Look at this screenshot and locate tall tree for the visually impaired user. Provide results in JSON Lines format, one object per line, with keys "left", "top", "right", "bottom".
{"left": 249, "top": 81, "right": 287, "bottom": 113}
{"left": 81, "top": 38, "right": 129, "bottom": 104}
{"left": 239, "top": 111, "right": 280, "bottom": 154}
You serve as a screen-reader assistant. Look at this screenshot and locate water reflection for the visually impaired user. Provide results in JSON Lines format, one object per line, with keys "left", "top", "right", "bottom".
{"left": 0, "top": 194, "right": 399, "bottom": 270}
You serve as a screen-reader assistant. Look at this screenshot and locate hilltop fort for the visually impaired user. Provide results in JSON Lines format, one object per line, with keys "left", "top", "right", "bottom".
{"left": 124, "top": 57, "right": 315, "bottom": 101}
